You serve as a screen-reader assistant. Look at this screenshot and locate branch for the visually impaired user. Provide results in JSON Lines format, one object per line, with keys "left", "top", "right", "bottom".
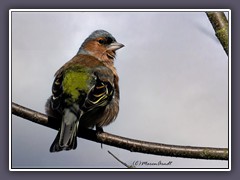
{"left": 206, "top": 12, "right": 229, "bottom": 55}
{"left": 12, "top": 102, "right": 228, "bottom": 160}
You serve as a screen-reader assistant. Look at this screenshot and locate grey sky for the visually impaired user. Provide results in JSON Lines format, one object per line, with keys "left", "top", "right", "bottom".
{"left": 11, "top": 11, "right": 229, "bottom": 169}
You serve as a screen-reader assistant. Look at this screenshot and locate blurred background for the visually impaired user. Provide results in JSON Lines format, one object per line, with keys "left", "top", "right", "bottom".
{"left": 11, "top": 10, "right": 229, "bottom": 169}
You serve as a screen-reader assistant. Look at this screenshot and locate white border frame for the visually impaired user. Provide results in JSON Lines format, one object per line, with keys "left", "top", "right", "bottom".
{"left": 9, "top": 9, "right": 231, "bottom": 172}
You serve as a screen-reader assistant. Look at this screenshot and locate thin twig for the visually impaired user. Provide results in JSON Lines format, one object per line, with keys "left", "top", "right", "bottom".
{"left": 12, "top": 102, "right": 228, "bottom": 160}
{"left": 108, "top": 151, "right": 135, "bottom": 168}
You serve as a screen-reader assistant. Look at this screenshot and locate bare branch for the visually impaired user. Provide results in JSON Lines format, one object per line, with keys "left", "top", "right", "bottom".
{"left": 12, "top": 102, "right": 228, "bottom": 160}
{"left": 206, "top": 12, "right": 229, "bottom": 55}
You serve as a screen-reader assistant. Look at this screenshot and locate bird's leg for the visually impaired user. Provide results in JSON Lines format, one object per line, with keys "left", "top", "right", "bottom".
{"left": 96, "top": 126, "right": 104, "bottom": 149}
{"left": 96, "top": 126, "right": 104, "bottom": 133}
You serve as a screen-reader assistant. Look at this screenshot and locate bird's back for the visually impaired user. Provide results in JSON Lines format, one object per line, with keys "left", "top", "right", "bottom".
{"left": 46, "top": 54, "right": 117, "bottom": 121}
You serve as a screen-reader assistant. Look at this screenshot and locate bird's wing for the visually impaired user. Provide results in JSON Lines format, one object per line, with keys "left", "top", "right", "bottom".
{"left": 50, "top": 54, "right": 116, "bottom": 112}
{"left": 50, "top": 72, "right": 64, "bottom": 112}
{"left": 83, "top": 66, "right": 115, "bottom": 111}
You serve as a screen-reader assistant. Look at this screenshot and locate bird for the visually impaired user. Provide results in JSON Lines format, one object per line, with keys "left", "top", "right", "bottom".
{"left": 45, "top": 30, "right": 124, "bottom": 152}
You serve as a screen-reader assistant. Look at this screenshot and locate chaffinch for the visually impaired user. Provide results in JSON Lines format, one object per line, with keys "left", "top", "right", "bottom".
{"left": 45, "top": 30, "right": 124, "bottom": 152}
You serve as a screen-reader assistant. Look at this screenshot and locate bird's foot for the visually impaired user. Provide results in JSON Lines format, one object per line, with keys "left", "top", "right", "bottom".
{"left": 96, "top": 126, "right": 104, "bottom": 148}
{"left": 96, "top": 126, "right": 104, "bottom": 133}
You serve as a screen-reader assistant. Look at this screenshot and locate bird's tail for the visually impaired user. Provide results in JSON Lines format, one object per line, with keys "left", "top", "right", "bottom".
{"left": 50, "top": 108, "right": 80, "bottom": 152}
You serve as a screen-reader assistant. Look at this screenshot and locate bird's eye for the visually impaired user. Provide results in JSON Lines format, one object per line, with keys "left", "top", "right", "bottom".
{"left": 98, "top": 39, "right": 105, "bottom": 44}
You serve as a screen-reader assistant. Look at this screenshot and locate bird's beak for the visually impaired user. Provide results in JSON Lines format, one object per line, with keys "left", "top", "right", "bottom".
{"left": 107, "top": 42, "right": 124, "bottom": 51}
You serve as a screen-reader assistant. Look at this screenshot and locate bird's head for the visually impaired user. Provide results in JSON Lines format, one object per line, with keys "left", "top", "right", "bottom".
{"left": 78, "top": 30, "right": 124, "bottom": 62}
